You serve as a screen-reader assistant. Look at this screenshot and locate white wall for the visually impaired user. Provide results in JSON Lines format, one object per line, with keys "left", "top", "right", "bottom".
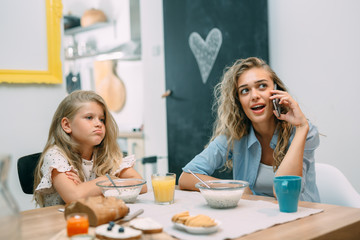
{"left": 1, "top": 86, "right": 67, "bottom": 210}
{"left": 268, "top": 0, "right": 360, "bottom": 193}
{"left": 0, "top": 1, "right": 68, "bottom": 211}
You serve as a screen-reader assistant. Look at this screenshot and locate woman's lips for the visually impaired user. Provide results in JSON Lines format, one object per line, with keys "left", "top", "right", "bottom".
{"left": 250, "top": 104, "right": 265, "bottom": 114}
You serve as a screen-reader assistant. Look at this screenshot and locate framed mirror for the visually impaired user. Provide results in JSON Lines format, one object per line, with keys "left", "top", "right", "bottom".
{"left": 0, "top": 0, "right": 63, "bottom": 84}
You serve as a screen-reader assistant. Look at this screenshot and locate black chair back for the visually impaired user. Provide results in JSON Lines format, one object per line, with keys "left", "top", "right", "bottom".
{"left": 17, "top": 153, "right": 41, "bottom": 194}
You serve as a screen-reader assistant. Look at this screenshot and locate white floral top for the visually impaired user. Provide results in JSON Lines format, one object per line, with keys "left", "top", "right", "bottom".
{"left": 35, "top": 146, "right": 136, "bottom": 207}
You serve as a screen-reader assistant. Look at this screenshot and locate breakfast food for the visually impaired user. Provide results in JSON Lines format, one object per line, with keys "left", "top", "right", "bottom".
{"left": 66, "top": 213, "right": 89, "bottom": 237}
{"left": 65, "top": 196, "right": 129, "bottom": 226}
{"left": 95, "top": 223, "right": 141, "bottom": 240}
{"left": 96, "top": 178, "right": 145, "bottom": 203}
{"left": 196, "top": 180, "right": 248, "bottom": 208}
{"left": 103, "top": 189, "right": 140, "bottom": 203}
{"left": 184, "top": 214, "right": 217, "bottom": 227}
{"left": 200, "top": 189, "right": 244, "bottom": 208}
{"left": 129, "top": 217, "right": 163, "bottom": 233}
{"left": 171, "top": 211, "right": 190, "bottom": 224}
{"left": 151, "top": 174, "right": 176, "bottom": 203}
{"left": 171, "top": 211, "right": 216, "bottom": 227}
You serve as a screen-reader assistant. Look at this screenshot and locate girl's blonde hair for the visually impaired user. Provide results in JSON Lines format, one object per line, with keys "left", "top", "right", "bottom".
{"left": 211, "top": 57, "right": 293, "bottom": 171}
{"left": 33, "top": 90, "right": 122, "bottom": 206}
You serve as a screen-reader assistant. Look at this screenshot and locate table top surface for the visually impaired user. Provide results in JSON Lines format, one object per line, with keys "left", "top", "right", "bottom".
{"left": 21, "top": 192, "right": 360, "bottom": 240}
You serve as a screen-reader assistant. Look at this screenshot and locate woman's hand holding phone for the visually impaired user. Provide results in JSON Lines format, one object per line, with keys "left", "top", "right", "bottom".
{"left": 270, "top": 85, "right": 308, "bottom": 128}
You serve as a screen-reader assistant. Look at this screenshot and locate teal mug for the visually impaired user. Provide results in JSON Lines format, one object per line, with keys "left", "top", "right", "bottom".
{"left": 274, "top": 176, "right": 302, "bottom": 213}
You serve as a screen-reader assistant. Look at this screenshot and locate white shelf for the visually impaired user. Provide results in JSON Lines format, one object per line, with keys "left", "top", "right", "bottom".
{"left": 64, "top": 22, "right": 112, "bottom": 36}
{"left": 118, "top": 131, "right": 143, "bottom": 139}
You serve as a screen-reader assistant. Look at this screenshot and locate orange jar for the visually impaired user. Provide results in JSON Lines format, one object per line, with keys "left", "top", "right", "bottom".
{"left": 67, "top": 213, "right": 89, "bottom": 237}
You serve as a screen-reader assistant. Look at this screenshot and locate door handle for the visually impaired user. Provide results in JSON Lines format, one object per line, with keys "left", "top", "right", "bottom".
{"left": 161, "top": 89, "right": 172, "bottom": 98}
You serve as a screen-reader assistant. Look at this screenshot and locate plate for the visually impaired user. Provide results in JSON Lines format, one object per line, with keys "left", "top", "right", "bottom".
{"left": 173, "top": 220, "right": 220, "bottom": 234}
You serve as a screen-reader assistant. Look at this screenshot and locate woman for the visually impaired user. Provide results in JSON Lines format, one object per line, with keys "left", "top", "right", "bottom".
{"left": 178, "top": 57, "right": 320, "bottom": 202}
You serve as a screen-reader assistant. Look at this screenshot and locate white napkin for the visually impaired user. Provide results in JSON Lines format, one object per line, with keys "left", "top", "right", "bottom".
{"left": 128, "top": 190, "right": 323, "bottom": 240}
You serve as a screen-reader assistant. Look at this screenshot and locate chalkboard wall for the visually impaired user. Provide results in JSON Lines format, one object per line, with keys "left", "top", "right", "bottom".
{"left": 163, "top": 0, "right": 269, "bottom": 181}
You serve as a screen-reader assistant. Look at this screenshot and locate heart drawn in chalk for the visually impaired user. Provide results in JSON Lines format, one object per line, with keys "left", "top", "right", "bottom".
{"left": 189, "top": 28, "right": 222, "bottom": 84}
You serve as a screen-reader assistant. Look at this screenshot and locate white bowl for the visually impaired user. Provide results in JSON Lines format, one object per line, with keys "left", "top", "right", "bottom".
{"left": 96, "top": 178, "right": 146, "bottom": 203}
{"left": 195, "top": 180, "right": 249, "bottom": 208}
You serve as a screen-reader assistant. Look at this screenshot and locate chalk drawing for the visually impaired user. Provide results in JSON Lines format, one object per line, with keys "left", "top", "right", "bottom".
{"left": 189, "top": 28, "right": 222, "bottom": 84}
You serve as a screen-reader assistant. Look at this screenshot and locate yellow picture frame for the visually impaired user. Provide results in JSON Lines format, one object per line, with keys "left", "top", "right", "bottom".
{"left": 0, "top": 0, "right": 63, "bottom": 84}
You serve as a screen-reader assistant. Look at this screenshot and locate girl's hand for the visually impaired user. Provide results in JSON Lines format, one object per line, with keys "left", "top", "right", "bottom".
{"left": 65, "top": 171, "right": 82, "bottom": 185}
{"left": 270, "top": 90, "right": 308, "bottom": 128}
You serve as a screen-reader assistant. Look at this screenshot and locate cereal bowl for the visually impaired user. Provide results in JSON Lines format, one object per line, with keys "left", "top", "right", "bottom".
{"left": 195, "top": 180, "right": 249, "bottom": 208}
{"left": 96, "top": 178, "right": 146, "bottom": 203}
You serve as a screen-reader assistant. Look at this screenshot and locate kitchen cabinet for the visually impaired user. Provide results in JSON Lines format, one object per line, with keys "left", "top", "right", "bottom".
{"left": 65, "top": 22, "right": 111, "bottom": 36}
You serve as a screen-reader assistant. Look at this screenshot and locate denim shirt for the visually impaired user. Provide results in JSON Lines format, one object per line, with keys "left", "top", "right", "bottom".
{"left": 183, "top": 121, "right": 320, "bottom": 202}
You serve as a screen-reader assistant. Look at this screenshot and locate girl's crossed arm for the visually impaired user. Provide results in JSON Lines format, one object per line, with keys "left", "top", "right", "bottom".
{"left": 52, "top": 170, "right": 108, "bottom": 203}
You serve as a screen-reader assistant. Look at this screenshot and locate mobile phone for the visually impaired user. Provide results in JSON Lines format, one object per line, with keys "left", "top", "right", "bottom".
{"left": 272, "top": 83, "right": 281, "bottom": 117}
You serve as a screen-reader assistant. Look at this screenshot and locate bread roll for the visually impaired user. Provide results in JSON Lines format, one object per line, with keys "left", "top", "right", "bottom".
{"left": 65, "top": 196, "right": 129, "bottom": 226}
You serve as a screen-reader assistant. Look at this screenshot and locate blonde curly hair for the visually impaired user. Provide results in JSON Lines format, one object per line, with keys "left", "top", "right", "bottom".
{"left": 33, "top": 90, "right": 122, "bottom": 206}
{"left": 211, "top": 57, "right": 293, "bottom": 171}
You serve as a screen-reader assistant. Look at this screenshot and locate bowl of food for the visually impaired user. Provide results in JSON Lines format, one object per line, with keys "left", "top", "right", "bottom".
{"left": 195, "top": 180, "right": 249, "bottom": 209}
{"left": 96, "top": 178, "right": 146, "bottom": 203}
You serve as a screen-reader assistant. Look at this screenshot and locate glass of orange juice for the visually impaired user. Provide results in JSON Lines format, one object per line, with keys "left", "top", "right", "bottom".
{"left": 66, "top": 213, "right": 89, "bottom": 237}
{"left": 151, "top": 173, "right": 176, "bottom": 204}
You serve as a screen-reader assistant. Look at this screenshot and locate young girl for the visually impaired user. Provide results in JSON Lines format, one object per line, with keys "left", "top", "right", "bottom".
{"left": 178, "top": 57, "right": 320, "bottom": 202}
{"left": 34, "top": 90, "right": 147, "bottom": 207}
